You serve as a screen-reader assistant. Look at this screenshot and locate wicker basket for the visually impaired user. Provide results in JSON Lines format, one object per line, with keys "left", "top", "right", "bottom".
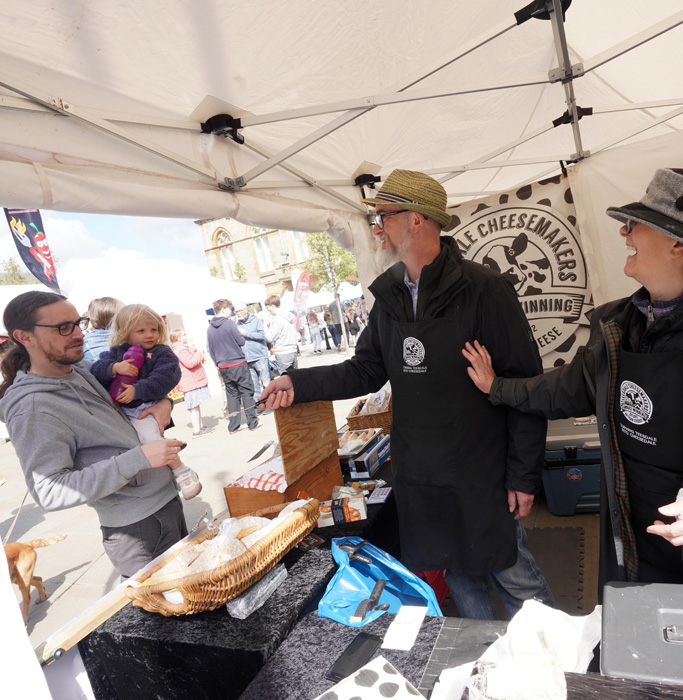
{"left": 346, "top": 395, "right": 392, "bottom": 434}
{"left": 125, "top": 499, "right": 319, "bottom": 616}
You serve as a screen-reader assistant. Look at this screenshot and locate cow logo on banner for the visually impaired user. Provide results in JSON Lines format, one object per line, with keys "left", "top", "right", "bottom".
{"left": 3, "top": 208, "right": 60, "bottom": 290}
{"left": 449, "top": 177, "right": 593, "bottom": 368}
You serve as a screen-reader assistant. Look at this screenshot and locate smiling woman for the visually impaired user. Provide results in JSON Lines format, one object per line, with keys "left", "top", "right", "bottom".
{"left": 463, "top": 168, "right": 683, "bottom": 598}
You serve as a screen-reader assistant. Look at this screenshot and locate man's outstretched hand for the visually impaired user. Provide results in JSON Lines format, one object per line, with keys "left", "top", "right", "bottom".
{"left": 258, "top": 376, "right": 295, "bottom": 410}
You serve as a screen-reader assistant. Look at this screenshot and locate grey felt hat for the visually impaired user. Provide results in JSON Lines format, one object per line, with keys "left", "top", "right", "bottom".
{"left": 606, "top": 168, "right": 683, "bottom": 242}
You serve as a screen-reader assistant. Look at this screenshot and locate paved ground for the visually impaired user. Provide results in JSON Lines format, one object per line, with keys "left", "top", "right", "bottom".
{"left": 0, "top": 341, "right": 360, "bottom": 648}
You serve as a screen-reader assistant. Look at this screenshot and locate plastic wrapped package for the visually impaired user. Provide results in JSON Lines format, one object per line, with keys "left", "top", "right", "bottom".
{"left": 225, "top": 563, "right": 287, "bottom": 619}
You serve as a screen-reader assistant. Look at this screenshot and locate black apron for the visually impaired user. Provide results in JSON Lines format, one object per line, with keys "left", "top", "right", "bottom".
{"left": 615, "top": 346, "right": 683, "bottom": 577}
{"left": 387, "top": 315, "right": 517, "bottom": 576}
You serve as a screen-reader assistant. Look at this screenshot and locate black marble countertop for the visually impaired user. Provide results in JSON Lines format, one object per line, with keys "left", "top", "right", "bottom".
{"left": 239, "top": 611, "right": 444, "bottom": 700}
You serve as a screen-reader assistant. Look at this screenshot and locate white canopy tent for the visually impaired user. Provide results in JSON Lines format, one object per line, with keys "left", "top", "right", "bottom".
{"left": 1, "top": 1, "right": 682, "bottom": 303}
{"left": 2, "top": 2, "right": 683, "bottom": 690}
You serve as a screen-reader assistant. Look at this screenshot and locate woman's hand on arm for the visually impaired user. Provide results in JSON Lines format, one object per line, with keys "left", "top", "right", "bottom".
{"left": 462, "top": 341, "right": 496, "bottom": 395}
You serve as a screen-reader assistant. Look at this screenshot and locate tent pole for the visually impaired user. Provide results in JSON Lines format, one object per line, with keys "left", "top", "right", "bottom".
{"left": 235, "top": 18, "right": 517, "bottom": 186}
{"left": 547, "top": 0, "right": 588, "bottom": 160}
{"left": 590, "top": 105, "right": 683, "bottom": 155}
{"left": 584, "top": 10, "right": 683, "bottom": 74}
{"left": 240, "top": 141, "right": 366, "bottom": 214}
{"left": 437, "top": 122, "right": 556, "bottom": 184}
{"left": 0, "top": 78, "right": 217, "bottom": 181}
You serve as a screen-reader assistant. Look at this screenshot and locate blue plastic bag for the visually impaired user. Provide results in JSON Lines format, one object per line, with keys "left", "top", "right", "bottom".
{"left": 318, "top": 536, "right": 443, "bottom": 627}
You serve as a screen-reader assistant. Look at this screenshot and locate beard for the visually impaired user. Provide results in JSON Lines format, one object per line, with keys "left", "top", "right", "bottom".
{"left": 42, "top": 343, "right": 84, "bottom": 367}
{"left": 374, "top": 234, "right": 403, "bottom": 270}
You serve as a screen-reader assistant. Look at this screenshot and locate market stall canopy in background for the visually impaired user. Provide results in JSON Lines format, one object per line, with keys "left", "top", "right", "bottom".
{"left": 1, "top": 1, "right": 683, "bottom": 301}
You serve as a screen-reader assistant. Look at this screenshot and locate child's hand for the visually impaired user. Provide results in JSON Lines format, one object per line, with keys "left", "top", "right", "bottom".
{"left": 115, "top": 384, "right": 136, "bottom": 404}
{"left": 113, "top": 359, "right": 139, "bottom": 377}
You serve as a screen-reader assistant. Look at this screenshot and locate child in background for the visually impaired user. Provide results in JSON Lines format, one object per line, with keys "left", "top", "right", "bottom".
{"left": 91, "top": 304, "right": 202, "bottom": 499}
{"left": 82, "top": 296, "right": 124, "bottom": 361}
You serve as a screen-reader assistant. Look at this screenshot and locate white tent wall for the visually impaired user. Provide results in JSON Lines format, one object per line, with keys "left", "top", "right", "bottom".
{"left": 569, "top": 128, "right": 683, "bottom": 306}
{"left": 2, "top": 2, "right": 683, "bottom": 303}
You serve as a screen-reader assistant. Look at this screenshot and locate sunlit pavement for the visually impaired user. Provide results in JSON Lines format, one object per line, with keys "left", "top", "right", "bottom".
{"left": 0, "top": 339, "right": 361, "bottom": 646}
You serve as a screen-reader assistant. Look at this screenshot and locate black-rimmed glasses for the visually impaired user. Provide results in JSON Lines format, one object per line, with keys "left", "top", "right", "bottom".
{"left": 33, "top": 317, "right": 89, "bottom": 336}
{"left": 372, "top": 210, "right": 409, "bottom": 229}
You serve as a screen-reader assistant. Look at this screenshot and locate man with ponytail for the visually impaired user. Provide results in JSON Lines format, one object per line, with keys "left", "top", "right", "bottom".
{"left": 0, "top": 291, "right": 188, "bottom": 578}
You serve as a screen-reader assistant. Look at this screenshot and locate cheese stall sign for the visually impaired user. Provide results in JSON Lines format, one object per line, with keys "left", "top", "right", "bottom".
{"left": 449, "top": 179, "right": 593, "bottom": 367}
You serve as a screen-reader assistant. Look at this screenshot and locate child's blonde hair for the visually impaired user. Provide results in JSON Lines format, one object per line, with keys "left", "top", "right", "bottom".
{"left": 110, "top": 304, "right": 168, "bottom": 347}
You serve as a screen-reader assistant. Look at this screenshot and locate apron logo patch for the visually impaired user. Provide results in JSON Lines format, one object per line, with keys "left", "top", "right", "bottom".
{"left": 403, "top": 337, "right": 425, "bottom": 367}
{"left": 619, "top": 380, "right": 653, "bottom": 425}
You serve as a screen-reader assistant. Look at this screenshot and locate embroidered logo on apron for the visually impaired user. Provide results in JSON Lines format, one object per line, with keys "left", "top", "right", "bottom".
{"left": 619, "top": 380, "right": 653, "bottom": 425}
{"left": 403, "top": 337, "right": 425, "bottom": 366}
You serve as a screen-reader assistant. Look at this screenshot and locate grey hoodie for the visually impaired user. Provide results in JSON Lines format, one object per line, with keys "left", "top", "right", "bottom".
{"left": 0, "top": 362, "right": 177, "bottom": 527}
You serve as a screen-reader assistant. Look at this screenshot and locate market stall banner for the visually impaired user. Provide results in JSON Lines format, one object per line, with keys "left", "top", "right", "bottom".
{"left": 448, "top": 175, "right": 593, "bottom": 369}
{"left": 293, "top": 270, "right": 310, "bottom": 309}
{"left": 293, "top": 270, "right": 310, "bottom": 332}
{"left": 3, "top": 208, "right": 60, "bottom": 290}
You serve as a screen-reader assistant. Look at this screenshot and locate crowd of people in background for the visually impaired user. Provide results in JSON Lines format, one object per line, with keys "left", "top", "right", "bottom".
{"left": 77, "top": 291, "right": 367, "bottom": 435}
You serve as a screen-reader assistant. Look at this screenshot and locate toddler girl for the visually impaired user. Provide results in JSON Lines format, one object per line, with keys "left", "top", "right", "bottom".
{"left": 90, "top": 304, "right": 202, "bottom": 499}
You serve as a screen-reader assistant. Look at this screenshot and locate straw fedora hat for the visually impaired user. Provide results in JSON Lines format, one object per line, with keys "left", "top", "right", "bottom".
{"left": 363, "top": 169, "right": 452, "bottom": 229}
{"left": 607, "top": 168, "right": 683, "bottom": 243}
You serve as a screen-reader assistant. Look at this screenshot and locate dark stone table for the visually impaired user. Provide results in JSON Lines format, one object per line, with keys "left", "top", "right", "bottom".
{"left": 241, "top": 614, "right": 683, "bottom": 700}
{"left": 239, "top": 611, "right": 445, "bottom": 700}
{"left": 78, "top": 494, "right": 399, "bottom": 700}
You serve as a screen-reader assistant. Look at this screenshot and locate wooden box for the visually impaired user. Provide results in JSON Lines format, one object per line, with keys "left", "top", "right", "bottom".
{"left": 224, "top": 401, "right": 342, "bottom": 517}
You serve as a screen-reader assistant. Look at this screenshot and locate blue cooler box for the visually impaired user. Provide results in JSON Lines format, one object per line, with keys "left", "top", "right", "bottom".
{"left": 543, "top": 418, "right": 601, "bottom": 516}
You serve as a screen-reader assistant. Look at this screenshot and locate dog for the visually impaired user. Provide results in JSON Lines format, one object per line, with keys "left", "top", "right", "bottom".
{"left": 4, "top": 534, "right": 67, "bottom": 624}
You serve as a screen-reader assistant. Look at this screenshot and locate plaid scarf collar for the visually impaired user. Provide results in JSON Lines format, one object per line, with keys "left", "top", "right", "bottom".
{"left": 603, "top": 318, "right": 639, "bottom": 581}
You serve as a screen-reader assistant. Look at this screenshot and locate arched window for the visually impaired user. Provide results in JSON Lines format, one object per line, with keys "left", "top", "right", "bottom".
{"left": 216, "top": 230, "right": 236, "bottom": 280}
{"left": 253, "top": 228, "right": 274, "bottom": 272}
{"left": 292, "top": 232, "right": 311, "bottom": 262}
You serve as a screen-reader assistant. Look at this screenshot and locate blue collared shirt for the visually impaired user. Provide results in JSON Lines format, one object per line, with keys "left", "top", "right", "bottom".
{"left": 404, "top": 269, "right": 419, "bottom": 319}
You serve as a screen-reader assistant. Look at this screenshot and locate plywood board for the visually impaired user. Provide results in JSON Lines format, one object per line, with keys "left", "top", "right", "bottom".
{"left": 275, "top": 401, "right": 339, "bottom": 484}
{"left": 284, "top": 451, "right": 343, "bottom": 502}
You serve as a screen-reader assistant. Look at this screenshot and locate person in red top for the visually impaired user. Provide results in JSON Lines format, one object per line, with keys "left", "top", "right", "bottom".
{"left": 170, "top": 330, "right": 214, "bottom": 439}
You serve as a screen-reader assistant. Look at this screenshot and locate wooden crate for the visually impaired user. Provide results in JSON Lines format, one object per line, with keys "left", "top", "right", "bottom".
{"left": 224, "top": 452, "right": 343, "bottom": 517}
{"left": 224, "top": 401, "right": 341, "bottom": 516}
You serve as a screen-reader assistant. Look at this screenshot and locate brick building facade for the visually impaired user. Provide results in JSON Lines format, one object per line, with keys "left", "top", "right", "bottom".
{"left": 197, "top": 218, "right": 311, "bottom": 297}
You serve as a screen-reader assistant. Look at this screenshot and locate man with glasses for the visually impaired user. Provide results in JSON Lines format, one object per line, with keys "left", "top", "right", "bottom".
{"left": 260, "top": 169, "right": 555, "bottom": 620}
{"left": 0, "top": 291, "right": 187, "bottom": 579}
{"left": 464, "top": 168, "right": 683, "bottom": 593}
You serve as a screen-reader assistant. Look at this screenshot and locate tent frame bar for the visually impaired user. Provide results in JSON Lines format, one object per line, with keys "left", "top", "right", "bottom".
{"left": 1, "top": 8, "right": 682, "bottom": 213}
{"left": 235, "top": 17, "right": 517, "bottom": 186}
{"left": 547, "top": 0, "right": 587, "bottom": 160}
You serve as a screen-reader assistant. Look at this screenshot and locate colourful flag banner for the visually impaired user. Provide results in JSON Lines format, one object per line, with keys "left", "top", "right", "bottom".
{"left": 3, "top": 208, "right": 60, "bottom": 290}
{"left": 293, "top": 270, "right": 310, "bottom": 334}
{"left": 293, "top": 270, "right": 310, "bottom": 309}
